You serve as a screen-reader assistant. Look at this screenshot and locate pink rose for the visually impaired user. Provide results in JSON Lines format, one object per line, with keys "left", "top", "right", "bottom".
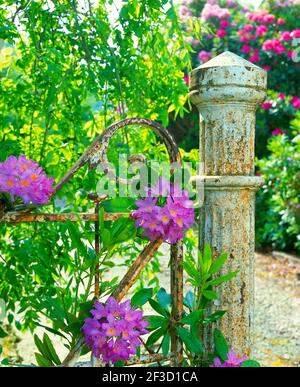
{"left": 261, "top": 102, "right": 273, "bottom": 109}
{"left": 198, "top": 50, "right": 212, "bottom": 62}
{"left": 281, "top": 31, "right": 292, "bottom": 41}
{"left": 216, "top": 29, "right": 227, "bottom": 38}
{"left": 262, "top": 40, "right": 274, "bottom": 51}
{"left": 292, "top": 97, "right": 300, "bottom": 109}
{"left": 277, "top": 18, "right": 285, "bottom": 26}
{"left": 262, "top": 65, "right": 271, "bottom": 71}
{"left": 220, "top": 20, "right": 230, "bottom": 28}
{"left": 241, "top": 44, "right": 252, "bottom": 54}
{"left": 292, "top": 29, "right": 300, "bottom": 38}
{"left": 263, "top": 14, "right": 275, "bottom": 24}
{"left": 249, "top": 55, "right": 260, "bottom": 63}
{"left": 256, "top": 25, "right": 268, "bottom": 36}
{"left": 244, "top": 24, "right": 254, "bottom": 32}
{"left": 272, "top": 128, "right": 284, "bottom": 136}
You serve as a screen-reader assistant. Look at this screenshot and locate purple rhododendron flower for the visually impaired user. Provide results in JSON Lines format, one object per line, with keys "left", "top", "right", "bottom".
{"left": 82, "top": 297, "right": 148, "bottom": 364}
{"left": 132, "top": 178, "right": 194, "bottom": 244}
{"left": 210, "top": 349, "right": 247, "bottom": 368}
{"left": 0, "top": 155, "right": 54, "bottom": 205}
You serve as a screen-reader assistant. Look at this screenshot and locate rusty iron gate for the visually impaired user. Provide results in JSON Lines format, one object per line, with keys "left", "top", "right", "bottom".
{"left": 0, "top": 117, "right": 184, "bottom": 367}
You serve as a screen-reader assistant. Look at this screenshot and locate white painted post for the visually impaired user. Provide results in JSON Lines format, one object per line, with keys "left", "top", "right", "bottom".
{"left": 189, "top": 51, "right": 267, "bottom": 356}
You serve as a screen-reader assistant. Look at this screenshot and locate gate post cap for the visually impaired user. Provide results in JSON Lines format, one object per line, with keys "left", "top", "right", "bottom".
{"left": 189, "top": 51, "right": 267, "bottom": 106}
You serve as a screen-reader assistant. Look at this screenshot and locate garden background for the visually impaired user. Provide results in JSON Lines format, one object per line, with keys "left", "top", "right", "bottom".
{"left": 0, "top": 0, "right": 299, "bottom": 367}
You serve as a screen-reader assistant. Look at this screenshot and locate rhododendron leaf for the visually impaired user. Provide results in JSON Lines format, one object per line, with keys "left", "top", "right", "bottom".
{"left": 162, "top": 332, "right": 170, "bottom": 357}
{"left": 148, "top": 299, "right": 169, "bottom": 317}
{"left": 156, "top": 288, "right": 171, "bottom": 310}
{"left": 131, "top": 288, "right": 153, "bottom": 307}
{"left": 146, "top": 327, "right": 166, "bottom": 347}
{"left": 214, "top": 328, "right": 229, "bottom": 362}
{"left": 35, "top": 353, "right": 53, "bottom": 367}
{"left": 204, "top": 271, "right": 239, "bottom": 289}
{"left": 209, "top": 252, "right": 229, "bottom": 276}
{"left": 203, "top": 311, "right": 227, "bottom": 325}
{"left": 203, "top": 290, "right": 218, "bottom": 300}
{"left": 183, "top": 291, "right": 196, "bottom": 312}
{"left": 180, "top": 310, "right": 204, "bottom": 325}
{"left": 145, "top": 315, "right": 167, "bottom": 331}
{"left": 241, "top": 360, "right": 260, "bottom": 368}
{"left": 100, "top": 198, "right": 136, "bottom": 213}
{"left": 176, "top": 327, "right": 203, "bottom": 355}
{"left": 202, "top": 243, "right": 213, "bottom": 274}
{"left": 43, "top": 334, "right": 61, "bottom": 365}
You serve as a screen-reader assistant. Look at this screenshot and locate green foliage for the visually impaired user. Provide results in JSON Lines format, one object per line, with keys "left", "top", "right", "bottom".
{"left": 256, "top": 129, "right": 300, "bottom": 252}
{"left": 144, "top": 244, "right": 239, "bottom": 366}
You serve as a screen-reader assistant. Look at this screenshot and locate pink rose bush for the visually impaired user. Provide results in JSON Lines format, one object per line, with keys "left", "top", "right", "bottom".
{"left": 83, "top": 297, "right": 148, "bottom": 363}
{"left": 0, "top": 155, "right": 54, "bottom": 205}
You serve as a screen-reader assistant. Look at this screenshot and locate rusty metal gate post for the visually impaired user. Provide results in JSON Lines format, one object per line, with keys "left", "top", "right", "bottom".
{"left": 189, "top": 51, "right": 267, "bottom": 356}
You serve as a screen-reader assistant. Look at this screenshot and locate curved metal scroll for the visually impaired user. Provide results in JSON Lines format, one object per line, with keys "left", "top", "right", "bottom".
{"left": 53, "top": 117, "right": 182, "bottom": 194}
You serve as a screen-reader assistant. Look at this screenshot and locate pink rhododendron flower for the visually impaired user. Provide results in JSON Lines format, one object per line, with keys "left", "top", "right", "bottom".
{"left": 198, "top": 50, "right": 212, "bottom": 61}
{"left": 272, "top": 128, "right": 284, "bottom": 135}
{"left": 210, "top": 350, "right": 247, "bottom": 368}
{"left": 82, "top": 298, "right": 148, "bottom": 363}
{"left": 241, "top": 44, "right": 252, "bottom": 54}
{"left": 132, "top": 178, "right": 194, "bottom": 244}
{"left": 278, "top": 93, "right": 285, "bottom": 100}
{"left": 261, "top": 102, "right": 273, "bottom": 109}
{"left": 0, "top": 155, "right": 54, "bottom": 205}
{"left": 183, "top": 75, "right": 189, "bottom": 85}
{"left": 262, "top": 40, "right": 274, "bottom": 51}
{"left": 216, "top": 29, "right": 227, "bottom": 38}
{"left": 281, "top": 31, "right": 292, "bottom": 41}
{"left": 256, "top": 25, "right": 268, "bottom": 36}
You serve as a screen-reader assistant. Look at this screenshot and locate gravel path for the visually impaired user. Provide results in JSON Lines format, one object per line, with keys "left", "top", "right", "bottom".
{"left": 2, "top": 252, "right": 300, "bottom": 367}
{"left": 253, "top": 253, "right": 300, "bottom": 367}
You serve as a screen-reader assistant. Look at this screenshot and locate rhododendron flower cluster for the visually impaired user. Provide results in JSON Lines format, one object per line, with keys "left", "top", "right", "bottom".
{"left": 132, "top": 179, "right": 194, "bottom": 244}
{"left": 210, "top": 350, "right": 247, "bottom": 368}
{"left": 0, "top": 155, "right": 54, "bottom": 205}
{"left": 82, "top": 297, "right": 148, "bottom": 363}
{"left": 291, "top": 96, "right": 300, "bottom": 109}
